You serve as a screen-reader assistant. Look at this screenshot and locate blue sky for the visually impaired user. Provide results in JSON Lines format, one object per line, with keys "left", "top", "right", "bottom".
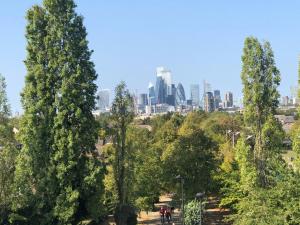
{"left": 0, "top": 1, "right": 299, "bottom": 113}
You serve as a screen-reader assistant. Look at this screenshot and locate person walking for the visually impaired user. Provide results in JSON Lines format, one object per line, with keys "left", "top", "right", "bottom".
{"left": 165, "top": 207, "right": 172, "bottom": 224}
{"left": 160, "top": 206, "right": 166, "bottom": 224}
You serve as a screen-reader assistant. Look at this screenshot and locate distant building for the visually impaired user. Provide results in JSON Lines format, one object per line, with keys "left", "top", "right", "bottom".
{"left": 156, "top": 67, "right": 172, "bottom": 95}
{"left": 148, "top": 82, "right": 156, "bottom": 105}
{"left": 155, "top": 76, "right": 166, "bottom": 104}
{"left": 282, "top": 96, "right": 289, "bottom": 106}
{"left": 175, "top": 83, "right": 186, "bottom": 106}
{"left": 186, "top": 99, "right": 193, "bottom": 106}
{"left": 166, "top": 84, "right": 176, "bottom": 106}
{"left": 205, "top": 92, "right": 215, "bottom": 112}
{"left": 97, "top": 89, "right": 110, "bottom": 111}
{"left": 224, "top": 92, "right": 233, "bottom": 108}
{"left": 213, "top": 90, "right": 221, "bottom": 109}
{"left": 190, "top": 84, "right": 200, "bottom": 107}
{"left": 138, "top": 93, "right": 148, "bottom": 106}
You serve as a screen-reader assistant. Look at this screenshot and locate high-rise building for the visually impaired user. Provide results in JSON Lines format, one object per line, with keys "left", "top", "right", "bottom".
{"left": 166, "top": 84, "right": 176, "bottom": 106}
{"left": 213, "top": 90, "right": 221, "bottom": 109}
{"left": 224, "top": 91, "right": 233, "bottom": 108}
{"left": 282, "top": 96, "right": 289, "bottom": 106}
{"left": 148, "top": 82, "right": 156, "bottom": 105}
{"left": 156, "top": 66, "right": 172, "bottom": 95}
{"left": 190, "top": 84, "right": 200, "bottom": 107}
{"left": 97, "top": 89, "right": 110, "bottom": 111}
{"left": 155, "top": 66, "right": 175, "bottom": 105}
{"left": 205, "top": 92, "right": 215, "bottom": 112}
{"left": 138, "top": 93, "right": 148, "bottom": 106}
{"left": 175, "top": 83, "right": 186, "bottom": 106}
{"left": 202, "top": 80, "right": 211, "bottom": 108}
{"left": 155, "top": 76, "right": 166, "bottom": 104}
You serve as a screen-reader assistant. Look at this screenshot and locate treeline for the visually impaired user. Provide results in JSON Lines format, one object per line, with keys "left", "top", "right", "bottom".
{"left": 1, "top": 0, "right": 300, "bottom": 225}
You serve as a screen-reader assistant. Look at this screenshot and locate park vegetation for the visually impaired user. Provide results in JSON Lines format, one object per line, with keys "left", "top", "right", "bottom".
{"left": 1, "top": 0, "right": 300, "bottom": 225}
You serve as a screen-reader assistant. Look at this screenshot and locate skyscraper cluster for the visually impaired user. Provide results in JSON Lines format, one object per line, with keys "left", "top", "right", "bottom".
{"left": 135, "top": 67, "right": 236, "bottom": 115}
{"left": 95, "top": 66, "right": 237, "bottom": 115}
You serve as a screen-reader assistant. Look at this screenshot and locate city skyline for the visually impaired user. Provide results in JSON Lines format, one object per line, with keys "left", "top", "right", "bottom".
{"left": 1, "top": 0, "right": 300, "bottom": 113}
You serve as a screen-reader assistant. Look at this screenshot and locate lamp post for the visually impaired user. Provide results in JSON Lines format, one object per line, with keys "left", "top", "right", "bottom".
{"left": 176, "top": 175, "right": 185, "bottom": 225}
{"left": 195, "top": 192, "right": 205, "bottom": 225}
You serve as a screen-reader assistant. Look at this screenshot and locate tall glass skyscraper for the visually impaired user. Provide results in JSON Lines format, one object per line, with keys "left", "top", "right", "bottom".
{"left": 190, "top": 84, "right": 200, "bottom": 107}
{"left": 155, "top": 76, "right": 166, "bottom": 104}
{"left": 148, "top": 82, "right": 156, "bottom": 105}
{"left": 214, "top": 90, "right": 221, "bottom": 109}
{"left": 205, "top": 92, "right": 215, "bottom": 112}
{"left": 176, "top": 83, "right": 186, "bottom": 106}
{"left": 224, "top": 91, "right": 233, "bottom": 108}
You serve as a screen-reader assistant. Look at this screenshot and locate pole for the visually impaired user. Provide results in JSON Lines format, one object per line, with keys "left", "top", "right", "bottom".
{"left": 182, "top": 178, "right": 184, "bottom": 225}
{"left": 199, "top": 198, "right": 202, "bottom": 225}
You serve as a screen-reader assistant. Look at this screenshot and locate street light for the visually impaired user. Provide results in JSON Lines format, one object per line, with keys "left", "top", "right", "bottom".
{"left": 195, "top": 192, "right": 205, "bottom": 225}
{"left": 176, "top": 175, "right": 185, "bottom": 225}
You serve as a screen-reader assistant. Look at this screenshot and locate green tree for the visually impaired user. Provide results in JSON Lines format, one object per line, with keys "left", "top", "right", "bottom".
{"left": 110, "top": 82, "right": 136, "bottom": 225}
{"left": 241, "top": 37, "right": 281, "bottom": 187}
{"left": 0, "top": 74, "right": 18, "bottom": 223}
{"left": 184, "top": 200, "right": 202, "bottom": 225}
{"left": 162, "top": 114, "right": 217, "bottom": 199}
{"left": 14, "top": 0, "right": 105, "bottom": 224}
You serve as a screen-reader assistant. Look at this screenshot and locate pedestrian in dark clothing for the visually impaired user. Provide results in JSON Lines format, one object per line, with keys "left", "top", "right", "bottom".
{"left": 160, "top": 206, "right": 166, "bottom": 224}
{"left": 165, "top": 207, "right": 172, "bottom": 224}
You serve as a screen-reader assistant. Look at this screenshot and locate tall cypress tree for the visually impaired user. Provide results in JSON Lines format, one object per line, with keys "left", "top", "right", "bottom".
{"left": 13, "top": 5, "right": 55, "bottom": 224}
{"left": 241, "top": 37, "right": 281, "bottom": 187}
{"left": 14, "top": 1, "right": 104, "bottom": 224}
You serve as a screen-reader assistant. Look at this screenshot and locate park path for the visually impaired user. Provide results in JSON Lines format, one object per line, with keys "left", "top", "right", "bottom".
{"left": 138, "top": 195, "right": 181, "bottom": 225}
{"left": 138, "top": 195, "right": 231, "bottom": 225}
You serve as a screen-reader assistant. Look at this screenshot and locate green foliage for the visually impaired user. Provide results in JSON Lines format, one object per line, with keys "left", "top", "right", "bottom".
{"left": 0, "top": 74, "right": 18, "bottom": 224}
{"left": 241, "top": 37, "right": 280, "bottom": 128}
{"left": 184, "top": 200, "right": 202, "bottom": 225}
{"left": 13, "top": 0, "right": 105, "bottom": 223}
{"left": 110, "top": 82, "right": 136, "bottom": 225}
{"left": 241, "top": 37, "right": 281, "bottom": 187}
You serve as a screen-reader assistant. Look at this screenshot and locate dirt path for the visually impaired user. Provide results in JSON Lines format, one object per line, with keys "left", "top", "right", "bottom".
{"left": 138, "top": 195, "right": 181, "bottom": 225}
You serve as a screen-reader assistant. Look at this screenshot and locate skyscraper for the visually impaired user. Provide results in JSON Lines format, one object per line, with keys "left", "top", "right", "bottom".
{"left": 155, "top": 75, "right": 166, "bottom": 104}
{"left": 214, "top": 90, "right": 221, "bottom": 109}
{"left": 224, "top": 91, "right": 233, "bottom": 108}
{"left": 97, "top": 89, "right": 110, "bottom": 111}
{"left": 205, "top": 92, "right": 215, "bottom": 112}
{"left": 155, "top": 66, "right": 175, "bottom": 105}
{"left": 156, "top": 66, "right": 172, "bottom": 95}
{"left": 138, "top": 93, "right": 148, "bottom": 106}
{"left": 148, "top": 82, "right": 156, "bottom": 105}
{"left": 175, "top": 83, "right": 186, "bottom": 106}
{"left": 166, "top": 84, "right": 176, "bottom": 106}
{"left": 190, "top": 84, "right": 200, "bottom": 107}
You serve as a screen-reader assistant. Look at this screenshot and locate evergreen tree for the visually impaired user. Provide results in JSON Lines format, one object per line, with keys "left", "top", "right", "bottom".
{"left": 14, "top": 1, "right": 104, "bottom": 224}
{"left": 241, "top": 37, "right": 281, "bottom": 187}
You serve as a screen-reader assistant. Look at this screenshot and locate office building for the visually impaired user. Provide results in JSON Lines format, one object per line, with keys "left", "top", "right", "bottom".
{"left": 190, "top": 84, "right": 200, "bottom": 107}
{"left": 138, "top": 93, "right": 148, "bottom": 106}
{"left": 148, "top": 82, "right": 156, "bottom": 105}
{"left": 282, "top": 96, "right": 289, "bottom": 106}
{"left": 224, "top": 91, "right": 233, "bottom": 108}
{"left": 205, "top": 92, "right": 215, "bottom": 112}
{"left": 175, "top": 83, "right": 186, "bottom": 106}
{"left": 155, "top": 75, "right": 166, "bottom": 104}
{"left": 97, "top": 89, "right": 110, "bottom": 111}
{"left": 156, "top": 67, "right": 172, "bottom": 95}
{"left": 214, "top": 90, "right": 221, "bottom": 109}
